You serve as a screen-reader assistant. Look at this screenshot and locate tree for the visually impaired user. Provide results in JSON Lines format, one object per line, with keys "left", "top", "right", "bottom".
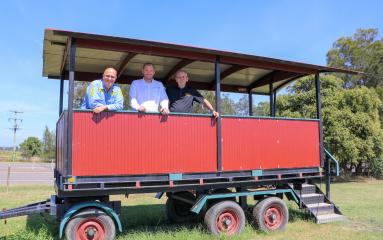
{"left": 327, "top": 28, "right": 383, "bottom": 88}
{"left": 277, "top": 75, "right": 383, "bottom": 177}
{"left": 42, "top": 126, "right": 55, "bottom": 161}
{"left": 74, "top": 81, "right": 88, "bottom": 109}
{"left": 19, "top": 137, "right": 42, "bottom": 159}
{"left": 192, "top": 90, "right": 236, "bottom": 115}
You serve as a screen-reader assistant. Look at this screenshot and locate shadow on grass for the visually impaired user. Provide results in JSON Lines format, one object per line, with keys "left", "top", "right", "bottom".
{"left": 288, "top": 207, "right": 311, "bottom": 223}
{"left": 25, "top": 214, "right": 59, "bottom": 239}
{"left": 119, "top": 204, "right": 207, "bottom": 235}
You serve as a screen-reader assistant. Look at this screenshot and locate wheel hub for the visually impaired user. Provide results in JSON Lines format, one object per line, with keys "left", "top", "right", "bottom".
{"left": 77, "top": 218, "right": 106, "bottom": 240}
{"left": 216, "top": 210, "right": 239, "bottom": 235}
{"left": 264, "top": 206, "right": 283, "bottom": 230}
{"left": 86, "top": 228, "right": 96, "bottom": 237}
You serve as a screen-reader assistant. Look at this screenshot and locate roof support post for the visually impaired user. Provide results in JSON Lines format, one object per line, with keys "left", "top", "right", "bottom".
{"left": 269, "top": 74, "right": 275, "bottom": 117}
{"left": 215, "top": 57, "right": 222, "bottom": 172}
{"left": 273, "top": 90, "right": 277, "bottom": 116}
{"left": 67, "top": 38, "right": 76, "bottom": 176}
{"left": 59, "top": 75, "right": 64, "bottom": 116}
{"left": 315, "top": 72, "right": 327, "bottom": 197}
{"left": 248, "top": 90, "right": 253, "bottom": 116}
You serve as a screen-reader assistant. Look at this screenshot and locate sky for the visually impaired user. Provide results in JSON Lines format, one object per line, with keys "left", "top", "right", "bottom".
{"left": 0, "top": 0, "right": 382, "bottom": 147}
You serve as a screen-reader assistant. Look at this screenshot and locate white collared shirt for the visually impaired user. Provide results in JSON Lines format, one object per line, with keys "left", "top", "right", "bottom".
{"left": 129, "top": 79, "right": 169, "bottom": 112}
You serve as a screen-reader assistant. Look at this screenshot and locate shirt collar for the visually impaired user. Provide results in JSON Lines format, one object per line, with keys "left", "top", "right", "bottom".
{"left": 101, "top": 80, "right": 114, "bottom": 92}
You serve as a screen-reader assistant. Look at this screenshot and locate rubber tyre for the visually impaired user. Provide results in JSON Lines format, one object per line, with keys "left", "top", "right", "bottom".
{"left": 65, "top": 208, "right": 116, "bottom": 240}
{"left": 166, "top": 191, "right": 197, "bottom": 223}
{"left": 204, "top": 200, "right": 246, "bottom": 236}
{"left": 252, "top": 196, "right": 289, "bottom": 232}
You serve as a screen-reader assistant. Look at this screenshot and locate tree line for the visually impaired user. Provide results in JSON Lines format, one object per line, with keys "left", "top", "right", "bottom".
{"left": 19, "top": 126, "right": 55, "bottom": 161}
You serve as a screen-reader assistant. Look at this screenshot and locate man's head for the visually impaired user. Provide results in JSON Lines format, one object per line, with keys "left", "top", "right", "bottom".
{"left": 142, "top": 63, "right": 155, "bottom": 82}
{"left": 102, "top": 68, "right": 117, "bottom": 90}
{"left": 175, "top": 70, "right": 189, "bottom": 88}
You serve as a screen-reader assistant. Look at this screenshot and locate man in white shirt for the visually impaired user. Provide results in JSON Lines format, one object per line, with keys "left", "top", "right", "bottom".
{"left": 129, "top": 63, "right": 170, "bottom": 115}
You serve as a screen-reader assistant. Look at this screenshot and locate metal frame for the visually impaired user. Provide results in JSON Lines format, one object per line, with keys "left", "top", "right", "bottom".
{"left": 55, "top": 166, "right": 321, "bottom": 198}
{"left": 67, "top": 38, "right": 76, "bottom": 176}
{"left": 215, "top": 57, "right": 222, "bottom": 172}
{"left": 191, "top": 188, "right": 299, "bottom": 214}
{"left": 59, "top": 75, "right": 64, "bottom": 115}
{"left": 269, "top": 74, "right": 275, "bottom": 117}
{"left": 248, "top": 90, "right": 253, "bottom": 116}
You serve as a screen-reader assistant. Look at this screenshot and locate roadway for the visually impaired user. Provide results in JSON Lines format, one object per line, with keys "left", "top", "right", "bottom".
{"left": 0, "top": 162, "right": 54, "bottom": 185}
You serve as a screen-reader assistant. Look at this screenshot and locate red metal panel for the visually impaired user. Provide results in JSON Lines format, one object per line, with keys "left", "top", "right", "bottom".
{"left": 221, "top": 118, "right": 320, "bottom": 171}
{"left": 72, "top": 112, "right": 216, "bottom": 176}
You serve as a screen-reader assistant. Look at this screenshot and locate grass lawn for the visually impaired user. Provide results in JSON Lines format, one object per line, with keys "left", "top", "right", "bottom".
{"left": 0, "top": 180, "right": 382, "bottom": 239}
{"left": 0, "top": 150, "right": 23, "bottom": 162}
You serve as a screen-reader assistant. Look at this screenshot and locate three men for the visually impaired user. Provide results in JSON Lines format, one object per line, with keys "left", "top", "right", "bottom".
{"left": 129, "top": 63, "right": 170, "bottom": 115}
{"left": 81, "top": 64, "right": 219, "bottom": 118}
{"left": 80, "top": 67, "right": 123, "bottom": 113}
{"left": 166, "top": 70, "right": 219, "bottom": 118}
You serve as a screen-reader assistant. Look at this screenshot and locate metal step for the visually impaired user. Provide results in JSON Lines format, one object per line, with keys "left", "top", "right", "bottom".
{"left": 294, "top": 183, "right": 317, "bottom": 195}
{"left": 306, "top": 202, "right": 335, "bottom": 215}
{"left": 300, "top": 193, "right": 324, "bottom": 205}
{"left": 316, "top": 213, "right": 345, "bottom": 224}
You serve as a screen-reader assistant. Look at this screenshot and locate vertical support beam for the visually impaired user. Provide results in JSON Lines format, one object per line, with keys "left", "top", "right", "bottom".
{"left": 273, "top": 90, "right": 277, "bottom": 116}
{"left": 315, "top": 72, "right": 327, "bottom": 198}
{"left": 248, "top": 90, "right": 253, "bottom": 116}
{"left": 215, "top": 57, "right": 222, "bottom": 172}
{"left": 67, "top": 38, "right": 76, "bottom": 176}
{"left": 269, "top": 75, "right": 274, "bottom": 117}
{"left": 59, "top": 75, "right": 64, "bottom": 116}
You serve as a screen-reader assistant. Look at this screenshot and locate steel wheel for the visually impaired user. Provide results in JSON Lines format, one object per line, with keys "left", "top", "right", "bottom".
{"left": 253, "top": 196, "right": 288, "bottom": 232}
{"left": 204, "top": 200, "right": 245, "bottom": 236}
{"left": 65, "top": 208, "right": 116, "bottom": 240}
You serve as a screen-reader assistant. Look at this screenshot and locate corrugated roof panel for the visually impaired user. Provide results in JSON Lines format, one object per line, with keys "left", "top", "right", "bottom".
{"left": 123, "top": 54, "right": 181, "bottom": 78}
{"left": 222, "top": 68, "right": 271, "bottom": 86}
{"left": 76, "top": 48, "right": 125, "bottom": 61}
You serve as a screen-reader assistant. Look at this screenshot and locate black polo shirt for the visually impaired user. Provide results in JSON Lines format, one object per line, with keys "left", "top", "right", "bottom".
{"left": 166, "top": 86, "right": 204, "bottom": 113}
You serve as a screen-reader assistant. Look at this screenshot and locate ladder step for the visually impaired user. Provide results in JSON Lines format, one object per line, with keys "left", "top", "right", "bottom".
{"left": 306, "top": 203, "right": 335, "bottom": 215}
{"left": 316, "top": 213, "right": 345, "bottom": 224}
{"left": 301, "top": 193, "right": 324, "bottom": 204}
{"left": 294, "top": 183, "right": 317, "bottom": 194}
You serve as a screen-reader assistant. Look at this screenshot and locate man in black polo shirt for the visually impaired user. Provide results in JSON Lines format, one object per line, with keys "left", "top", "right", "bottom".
{"left": 166, "top": 70, "right": 219, "bottom": 118}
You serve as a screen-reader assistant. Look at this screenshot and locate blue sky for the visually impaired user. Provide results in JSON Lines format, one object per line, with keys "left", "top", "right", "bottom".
{"left": 0, "top": 0, "right": 382, "bottom": 146}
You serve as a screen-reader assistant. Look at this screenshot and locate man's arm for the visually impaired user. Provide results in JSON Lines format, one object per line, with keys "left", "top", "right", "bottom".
{"left": 87, "top": 84, "right": 105, "bottom": 109}
{"left": 192, "top": 88, "right": 219, "bottom": 118}
{"left": 203, "top": 99, "right": 219, "bottom": 118}
{"left": 106, "top": 88, "right": 124, "bottom": 111}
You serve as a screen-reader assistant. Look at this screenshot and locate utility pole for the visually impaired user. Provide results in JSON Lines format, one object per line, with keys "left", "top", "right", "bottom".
{"left": 8, "top": 110, "right": 23, "bottom": 162}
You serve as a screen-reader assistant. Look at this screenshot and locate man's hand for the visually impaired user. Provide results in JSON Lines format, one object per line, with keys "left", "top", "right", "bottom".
{"left": 138, "top": 106, "right": 146, "bottom": 112}
{"left": 160, "top": 107, "right": 169, "bottom": 115}
{"left": 93, "top": 105, "right": 108, "bottom": 114}
{"left": 212, "top": 110, "right": 219, "bottom": 119}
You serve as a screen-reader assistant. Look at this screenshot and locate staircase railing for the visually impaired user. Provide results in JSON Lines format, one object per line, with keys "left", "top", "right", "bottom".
{"left": 323, "top": 148, "right": 340, "bottom": 200}
{"left": 324, "top": 148, "right": 339, "bottom": 177}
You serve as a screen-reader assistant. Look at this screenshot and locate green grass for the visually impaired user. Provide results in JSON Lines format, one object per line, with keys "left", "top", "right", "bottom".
{"left": 0, "top": 180, "right": 382, "bottom": 239}
{"left": 0, "top": 150, "right": 24, "bottom": 162}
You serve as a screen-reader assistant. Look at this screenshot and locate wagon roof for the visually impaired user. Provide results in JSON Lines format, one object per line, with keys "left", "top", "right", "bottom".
{"left": 43, "top": 28, "right": 360, "bottom": 94}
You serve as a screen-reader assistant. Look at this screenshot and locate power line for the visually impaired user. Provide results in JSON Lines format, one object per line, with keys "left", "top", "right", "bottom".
{"left": 8, "top": 110, "right": 23, "bottom": 162}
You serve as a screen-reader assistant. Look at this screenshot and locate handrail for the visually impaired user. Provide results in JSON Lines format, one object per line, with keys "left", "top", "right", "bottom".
{"left": 324, "top": 148, "right": 340, "bottom": 176}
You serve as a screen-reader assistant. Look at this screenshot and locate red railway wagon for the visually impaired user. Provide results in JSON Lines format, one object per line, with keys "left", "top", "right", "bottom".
{"left": 0, "top": 29, "right": 358, "bottom": 239}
